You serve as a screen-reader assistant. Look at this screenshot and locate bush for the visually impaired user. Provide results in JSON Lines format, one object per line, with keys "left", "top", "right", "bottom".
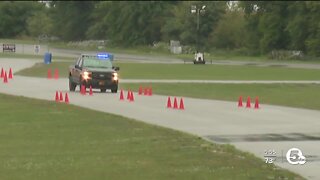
{"left": 268, "top": 50, "right": 305, "bottom": 60}
{"left": 152, "top": 42, "right": 170, "bottom": 52}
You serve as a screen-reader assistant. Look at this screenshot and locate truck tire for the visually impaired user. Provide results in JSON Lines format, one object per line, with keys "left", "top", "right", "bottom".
{"left": 69, "top": 79, "right": 76, "bottom": 91}
{"left": 111, "top": 88, "right": 118, "bottom": 93}
{"left": 100, "top": 88, "right": 107, "bottom": 93}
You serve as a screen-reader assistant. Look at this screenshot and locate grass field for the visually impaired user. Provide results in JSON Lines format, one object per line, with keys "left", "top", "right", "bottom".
{"left": 0, "top": 53, "right": 42, "bottom": 59}
{"left": 0, "top": 93, "right": 303, "bottom": 180}
{"left": 0, "top": 38, "right": 39, "bottom": 44}
{"left": 49, "top": 42, "right": 271, "bottom": 62}
{"left": 2, "top": 38, "right": 320, "bottom": 62}
{"left": 16, "top": 61, "right": 320, "bottom": 80}
{"left": 0, "top": 53, "right": 74, "bottom": 61}
{"left": 120, "top": 83, "right": 320, "bottom": 111}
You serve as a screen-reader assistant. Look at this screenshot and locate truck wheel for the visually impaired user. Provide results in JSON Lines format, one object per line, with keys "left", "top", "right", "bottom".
{"left": 69, "top": 80, "right": 76, "bottom": 91}
{"left": 100, "top": 89, "right": 107, "bottom": 93}
{"left": 111, "top": 88, "right": 118, "bottom": 93}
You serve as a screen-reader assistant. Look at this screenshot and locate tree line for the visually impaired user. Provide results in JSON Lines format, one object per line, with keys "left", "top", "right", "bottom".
{"left": 0, "top": 1, "right": 319, "bottom": 56}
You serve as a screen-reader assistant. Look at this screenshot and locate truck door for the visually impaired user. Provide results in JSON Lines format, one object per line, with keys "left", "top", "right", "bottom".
{"left": 74, "top": 58, "right": 83, "bottom": 84}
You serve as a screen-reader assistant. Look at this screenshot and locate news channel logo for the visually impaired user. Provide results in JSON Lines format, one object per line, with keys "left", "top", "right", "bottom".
{"left": 264, "top": 148, "right": 306, "bottom": 165}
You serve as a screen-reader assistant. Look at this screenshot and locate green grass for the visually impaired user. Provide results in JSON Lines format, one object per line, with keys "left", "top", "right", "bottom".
{"left": 14, "top": 62, "right": 73, "bottom": 77}
{"left": 0, "top": 93, "right": 303, "bottom": 180}
{"left": 120, "top": 83, "right": 320, "bottom": 111}
{"left": 50, "top": 42, "right": 173, "bottom": 56}
{"left": 175, "top": 51, "right": 270, "bottom": 62}
{"left": 0, "top": 53, "right": 74, "bottom": 61}
{"left": 37, "top": 41, "right": 180, "bottom": 60}
{"left": 2, "top": 38, "right": 320, "bottom": 63}
{"left": 113, "top": 63, "right": 320, "bottom": 80}
{"left": 47, "top": 40, "right": 320, "bottom": 62}
{"left": 0, "top": 38, "right": 39, "bottom": 44}
{"left": 48, "top": 42, "right": 320, "bottom": 63}
{"left": 16, "top": 61, "right": 320, "bottom": 80}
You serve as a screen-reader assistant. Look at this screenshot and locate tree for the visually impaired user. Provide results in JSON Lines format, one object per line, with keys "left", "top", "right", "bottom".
{"left": 85, "top": 1, "right": 110, "bottom": 40}
{"left": 285, "top": 2, "right": 308, "bottom": 51}
{"left": 27, "top": 8, "right": 53, "bottom": 38}
{"left": 88, "top": 1, "right": 173, "bottom": 47}
{"left": 0, "top": 1, "right": 43, "bottom": 38}
{"left": 305, "top": 1, "right": 320, "bottom": 56}
{"left": 209, "top": 10, "right": 247, "bottom": 50}
{"left": 162, "top": 1, "right": 225, "bottom": 50}
{"left": 49, "top": 1, "right": 96, "bottom": 41}
{"left": 258, "top": 1, "right": 290, "bottom": 53}
{"left": 239, "top": 1, "right": 292, "bottom": 54}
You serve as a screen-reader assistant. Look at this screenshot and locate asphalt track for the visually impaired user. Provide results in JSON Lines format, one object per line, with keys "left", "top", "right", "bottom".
{"left": 1, "top": 58, "right": 320, "bottom": 179}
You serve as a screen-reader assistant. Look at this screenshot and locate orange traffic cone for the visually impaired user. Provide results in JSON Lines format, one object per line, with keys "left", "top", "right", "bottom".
{"left": 144, "top": 87, "right": 148, "bottom": 96}
{"left": 138, "top": 86, "right": 143, "bottom": 95}
{"left": 82, "top": 85, "right": 86, "bottom": 95}
{"left": 173, "top": 97, "right": 178, "bottom": 109}
{"left": 59, "top": 91, "right": 64, "bottom": 101}
{"left": 65, "top": 93, "right": 69, "bottom": 104}
{"left": 148, "top": 86, "right": 152, "bottom": 96}
{"left": 179, "top": 98, "right": 185, "bottom": 110}
{"left": 0, "top": 67, "right": 4, "bottom": 78}
{"left": 127, "top": 90, "right": 131, "bottom": 100}
{"left": 254, "top": 97, "right": 260, "bottom": 109}
{"left": 246, "top": 96, "right": 251, "bottom": 108}
{"left": 55, "top": 91, "right": 59, "bottom": 102}
{"left": 167, "top": 96, "right": 172, "bottom": 108}
{"left": 3, "top": 71, "right": 8, "bottom": 83}
{"left": 130, "top": 91, "right": 135, "bottom": 102}
{"left": 80, "top": 85, "right": 83, "bottom": 95}
{"left": 120, "top": 89, "right": 124, "bottom": 100}
{"left": 54, "top": 69, "right": 59, "bottom": 79}
{"left": 47, "top": 68, "right": 52, "bottom": 79}
{"left": 89, "top": 85, "right": 93, "bottom": 96}
{"left": 8, "top": 68, "right": 13, "bottom": 79}
{"left": 83, "top": 85, "right": 87, "bottom": 95}
{"left": 238, "top": 96, "right": 243, "bottom": 107}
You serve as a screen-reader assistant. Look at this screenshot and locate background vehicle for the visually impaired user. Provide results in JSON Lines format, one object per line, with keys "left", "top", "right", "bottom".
{"left": 69, "top": 53, "right": 120, "bottom": 93}
{"left": 193, "top": 52, "right": 205, "bottom": 64}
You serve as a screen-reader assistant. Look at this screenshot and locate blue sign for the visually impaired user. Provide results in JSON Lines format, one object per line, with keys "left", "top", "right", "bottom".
{"left": 97, "top": 53, "right": 110, "bottom": 60}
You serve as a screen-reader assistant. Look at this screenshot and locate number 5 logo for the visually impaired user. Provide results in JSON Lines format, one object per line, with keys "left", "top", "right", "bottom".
{"left": 286, "top": 148, "right": 306, "bottom": 165}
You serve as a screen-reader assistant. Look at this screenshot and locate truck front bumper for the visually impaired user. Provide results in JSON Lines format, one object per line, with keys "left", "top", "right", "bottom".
{"left": 81, "top": 79, "right": 118, "bottom": 89}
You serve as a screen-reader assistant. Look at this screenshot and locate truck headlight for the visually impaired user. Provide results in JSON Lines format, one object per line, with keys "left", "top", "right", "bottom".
{"left": 113, "top": 73, "right": 118, "bottom": 81}
{"left": 82, "top": 71, "right": 91, "bottom": 80}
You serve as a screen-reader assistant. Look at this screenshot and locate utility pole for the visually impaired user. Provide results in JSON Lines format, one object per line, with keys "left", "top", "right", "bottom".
{"left": 191, "top": 5, "right": 206, "bottom": 52}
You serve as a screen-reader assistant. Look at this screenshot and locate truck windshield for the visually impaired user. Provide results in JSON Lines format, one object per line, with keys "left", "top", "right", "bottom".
{"left": 83, "top": 58, "right": 112, "bottom": 69}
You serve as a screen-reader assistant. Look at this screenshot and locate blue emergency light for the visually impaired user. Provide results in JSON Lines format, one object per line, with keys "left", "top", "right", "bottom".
{"left": 97, "top": 53, "right": 110, "bottom": 60}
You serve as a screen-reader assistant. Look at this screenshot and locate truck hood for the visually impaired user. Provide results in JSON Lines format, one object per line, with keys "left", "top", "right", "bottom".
{"left": 84, "top": 67, "right": 115, "bottom": 73}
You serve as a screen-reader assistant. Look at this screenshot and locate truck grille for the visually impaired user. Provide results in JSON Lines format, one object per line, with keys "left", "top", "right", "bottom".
{"left": 92, "top": 72, "right": 112, "bottom": 80}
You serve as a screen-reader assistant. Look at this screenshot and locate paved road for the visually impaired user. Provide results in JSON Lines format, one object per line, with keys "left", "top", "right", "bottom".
{"left": 1, "top": 58, "right": 320, "bottom": 179}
